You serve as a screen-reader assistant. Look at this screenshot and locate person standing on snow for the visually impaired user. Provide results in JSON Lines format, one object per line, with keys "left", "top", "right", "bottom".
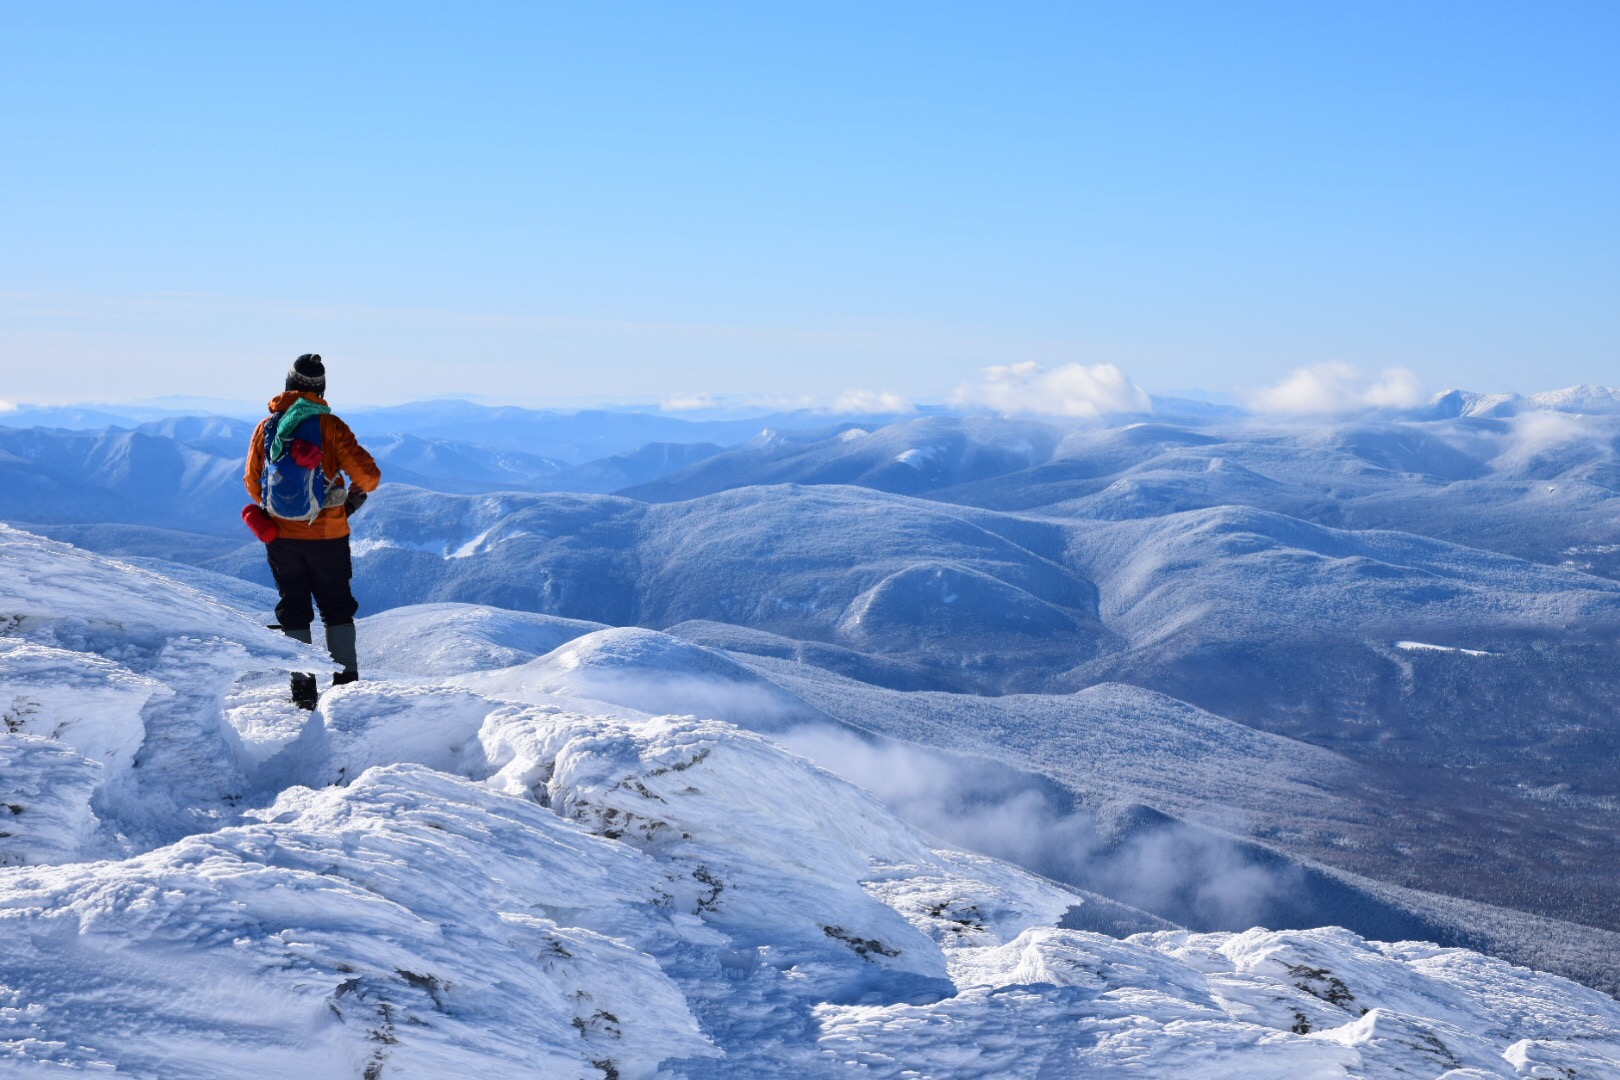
{"left": 243, "top": 353, "right": 381, "bottom": 709}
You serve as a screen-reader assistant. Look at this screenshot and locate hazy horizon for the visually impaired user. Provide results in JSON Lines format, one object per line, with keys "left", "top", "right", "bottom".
{"left": 4, "top": 370, "right": 1616, "bottom": 419}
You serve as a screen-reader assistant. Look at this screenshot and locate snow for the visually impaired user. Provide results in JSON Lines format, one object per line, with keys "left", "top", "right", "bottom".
{"left": 357, "top": 603, "right": 608, "bottom": 677}
{"left": 348, "top": 535, "right": 477, "bottom": 559}
{"left": 446, "top": 527, "right": 492, "bottom": 558}
{"left": 0, "top": 525, "right": 303, "bottom": 653}
{"left": 457, "top": 627, "right": 830, "bottom": 731}
{"left": 1528, "top": 384, "right": 1620, "bottom": 415}
{"left": 895, "top": 445, "right": 941, "bottom": 469}
{"left": 1396, "top": 640, "right": 1492, "bottom": 657}
{"left": 1, "top": 765, "right": 713, "bottom": 1079}
{"left": 0, "top": 737, "right": 103, "bottom": 866}
{"left": 817, "top": 925, "right": 1620, "bottom": 1078}
{"left": 4, "top": 527, "right": 1620, "bottom": 1077}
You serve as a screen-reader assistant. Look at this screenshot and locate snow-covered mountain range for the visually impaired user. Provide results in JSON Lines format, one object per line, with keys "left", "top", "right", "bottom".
{"left": 4, "top": 388, "right": 1620, "bottom": 1074}
{"left": 4, "top": 527, "right": 1618, "bottom": 1077}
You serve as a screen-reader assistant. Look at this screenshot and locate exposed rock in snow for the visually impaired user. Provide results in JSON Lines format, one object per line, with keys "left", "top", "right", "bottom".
{"left": 817, "top": 925, "right": 1620, "bottom": 1078}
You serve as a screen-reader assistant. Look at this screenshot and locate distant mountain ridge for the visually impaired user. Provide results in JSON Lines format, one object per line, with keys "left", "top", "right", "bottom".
{"left": 1424, "top": 384, "right": 1620, "bottom": 419}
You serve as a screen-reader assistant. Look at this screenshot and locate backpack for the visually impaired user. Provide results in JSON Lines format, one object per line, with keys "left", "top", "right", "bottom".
{"left": 261, "top": 410, "right": 331, "bottom": 522}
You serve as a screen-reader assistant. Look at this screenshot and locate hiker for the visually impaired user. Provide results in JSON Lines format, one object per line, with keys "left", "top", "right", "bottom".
{"left": 243, "top": 353, "right": 381, "bottom": 709}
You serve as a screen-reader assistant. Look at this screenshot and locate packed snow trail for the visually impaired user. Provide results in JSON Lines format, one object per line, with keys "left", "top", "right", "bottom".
{"left": 2, "top": 525, "right": 1619, "bottom": 1078}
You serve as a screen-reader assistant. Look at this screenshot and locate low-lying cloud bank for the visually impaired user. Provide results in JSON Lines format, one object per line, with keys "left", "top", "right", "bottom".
{"left": 1249, "top": 362, "right": 1424, "bottom": 414}
{"left": 829, "top": 388, "right": 915, "bottom": 415}
{"left": 659, "top": 389, "right": 914, "bottom": 415}
{"left": 779, "top": 724, "right": 1304, "bottom": 932}
{"left": 951, "top": 361, "right": 1151, "bottom": 418}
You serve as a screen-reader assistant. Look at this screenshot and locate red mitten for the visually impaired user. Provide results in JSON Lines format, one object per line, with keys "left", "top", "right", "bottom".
{"left": 289, "top": 439, "right": 324, "bottom": 469}
{"left": 242, "top": 504, "right": 280, "bottom": 543}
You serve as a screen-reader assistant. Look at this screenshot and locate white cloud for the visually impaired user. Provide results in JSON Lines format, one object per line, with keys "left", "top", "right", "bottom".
{"left": 0, "top": 399, "right": 16, "bottom": 413}
{"left": 1249, "top": 362, "right": 1424, "bottom": 414}
{"left": 660, "top": 394, "right": 719, "bottom": 412}
{"left": 777, "top": 723, "right": 1304, "bottom": 930}
{"left": 950, "top": 361, "right": 1150, "bottom": 418}
{"left": 830, "top": 389, "right": 914, "bottom": 415}
{"left": 663, "top": 390, "right": 911, "bottom": 415}
{"left": 1513, "top": 409, "right": 1586, "bottom": 447}
{"left": 1504, "top": 409, "right": 1605, "bottom": 460}
{"left": 660, "top": 393, "right": 815, "bottom": 412}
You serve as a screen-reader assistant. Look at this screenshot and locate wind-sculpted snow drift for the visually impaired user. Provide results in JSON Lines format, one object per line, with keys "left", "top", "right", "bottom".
{"left": 4, "top": 527, "right": 1620, "bottom": 1078}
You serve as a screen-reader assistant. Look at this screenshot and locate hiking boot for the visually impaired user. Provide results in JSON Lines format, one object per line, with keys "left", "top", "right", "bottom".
{"left": 332, "top": 671, "right": 360, "bottom": 687}
{"left": 290, "top": 672, "right": 319, "bottom": 711}
{"left": 325, "top": 623, "right": 358, "bottom": 676}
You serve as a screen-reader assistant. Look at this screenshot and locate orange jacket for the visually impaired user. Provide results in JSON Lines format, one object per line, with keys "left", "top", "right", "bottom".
{"left": 244, "top": 391, "right": 382, "bottom": 540}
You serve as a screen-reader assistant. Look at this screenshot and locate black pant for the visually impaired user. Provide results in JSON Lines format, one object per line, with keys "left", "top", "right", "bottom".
{"left": 266, "top": 537, "right": 359, "bottom": 630}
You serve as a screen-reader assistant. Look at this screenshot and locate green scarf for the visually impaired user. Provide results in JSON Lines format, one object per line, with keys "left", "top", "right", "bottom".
{"left": 268, "top": 398, "right": 331, "bottom": 462}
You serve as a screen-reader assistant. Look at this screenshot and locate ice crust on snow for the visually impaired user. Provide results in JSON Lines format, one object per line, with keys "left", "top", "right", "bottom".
{"left": 3, "top": 527, "right": 1620, "bottom": 1077}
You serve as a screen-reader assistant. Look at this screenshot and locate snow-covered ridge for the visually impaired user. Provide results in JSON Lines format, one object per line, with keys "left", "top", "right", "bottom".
{"left": 1448, "top": 384, "right": 1620, "bottom": 418}
{"left": 3, "top": 528, "right": 1618, "bottom": 1077}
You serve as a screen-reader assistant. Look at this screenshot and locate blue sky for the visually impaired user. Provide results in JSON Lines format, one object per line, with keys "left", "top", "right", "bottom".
{"left": 3, "top": 1, "right": 1616, "bottom": 407}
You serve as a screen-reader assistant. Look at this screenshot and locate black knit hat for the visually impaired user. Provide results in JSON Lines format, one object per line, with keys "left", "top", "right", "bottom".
{"left": 285, "top": 353, "right": 326, "bottom": 395}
